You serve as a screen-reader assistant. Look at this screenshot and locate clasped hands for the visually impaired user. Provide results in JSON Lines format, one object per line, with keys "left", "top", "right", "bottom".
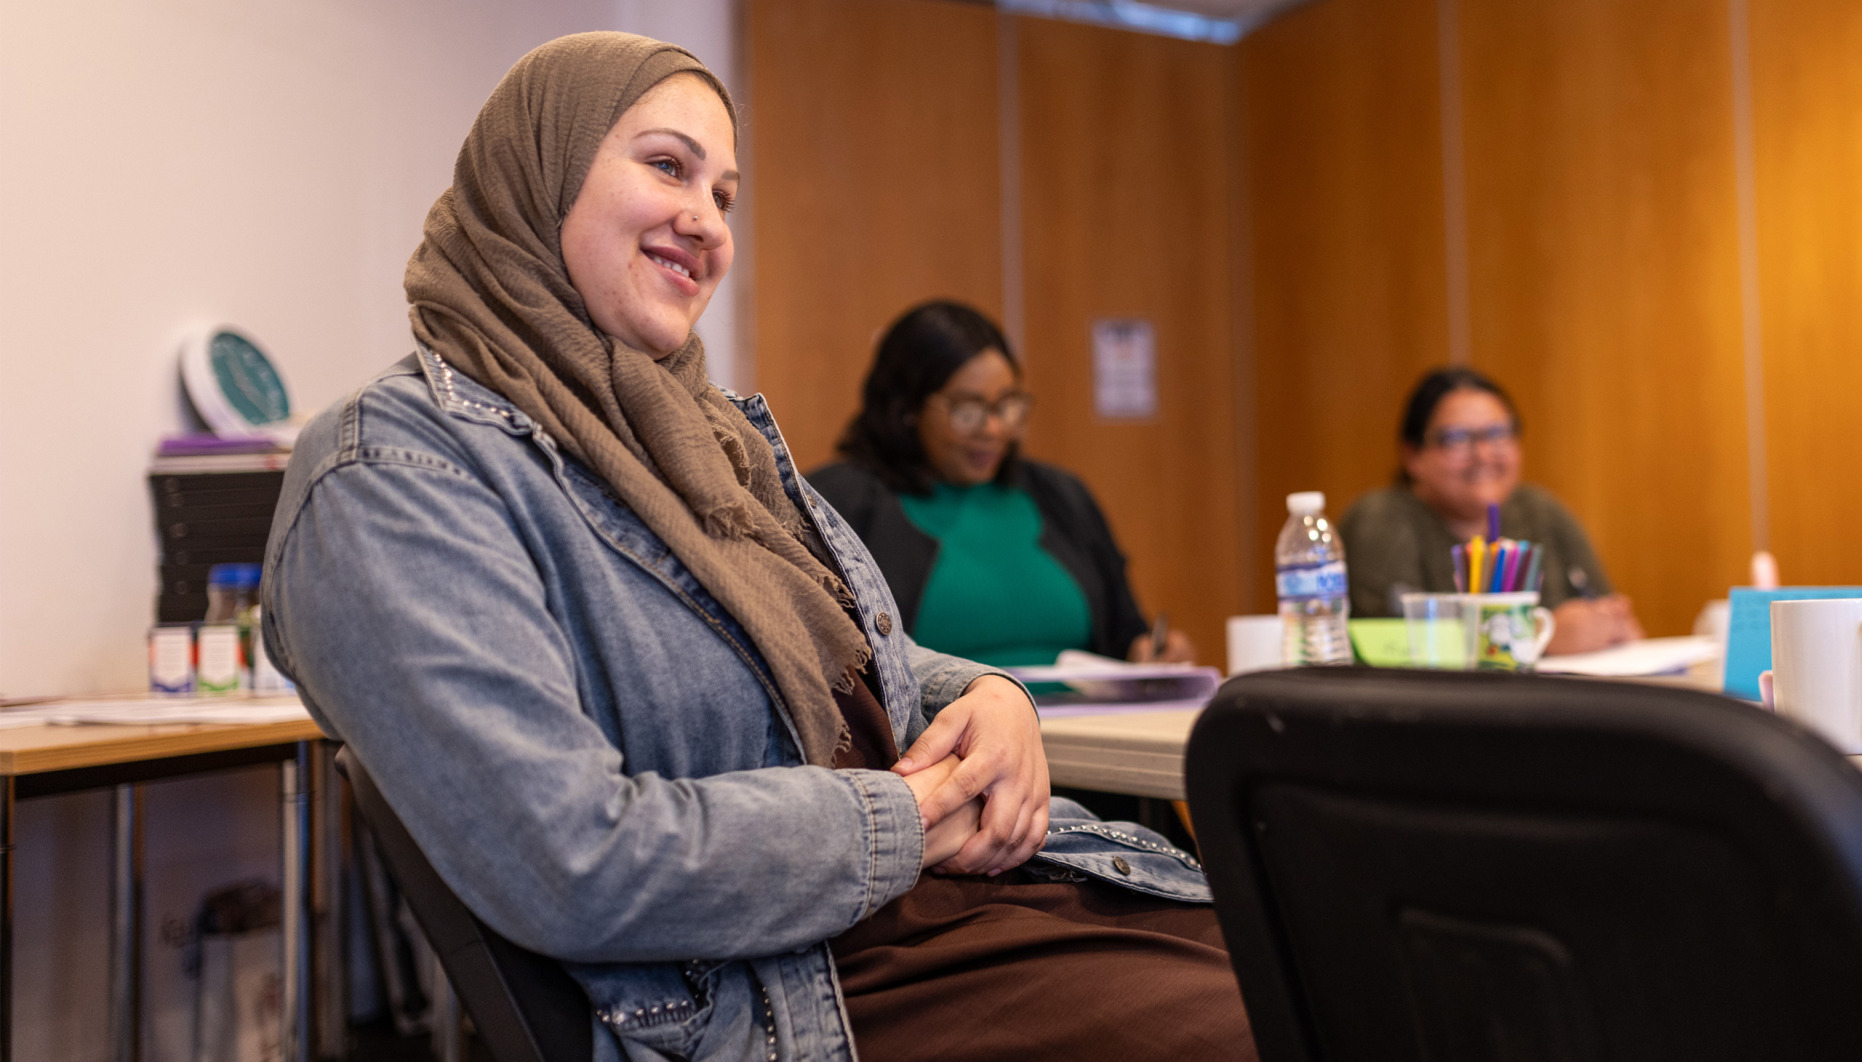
{"left": 1548, "top": 593, "right": 1643, "bottom": 655}
{"left": 892, "top": 675, "right": 1050, "bottom": 876}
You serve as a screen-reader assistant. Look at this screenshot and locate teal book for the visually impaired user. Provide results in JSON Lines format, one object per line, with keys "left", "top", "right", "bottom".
{"left": 1725, "top": 587, "right": 1862, "bottom": 700}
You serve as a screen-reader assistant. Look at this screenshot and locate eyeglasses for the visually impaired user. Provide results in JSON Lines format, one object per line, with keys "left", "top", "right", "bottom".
{"left": 928, "top": 391, "right": 1032, "bottom": 434}
{"left": 1426, "top": 425, "right": 1518, "bottom": 454}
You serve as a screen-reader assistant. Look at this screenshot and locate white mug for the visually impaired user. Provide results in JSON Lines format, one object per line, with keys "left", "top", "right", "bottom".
{"left": 1226, "top": 615, "right": 1285, "bottom": 675}
{"left": 1768, "top": 598, "right": 1862, "bottom": 754}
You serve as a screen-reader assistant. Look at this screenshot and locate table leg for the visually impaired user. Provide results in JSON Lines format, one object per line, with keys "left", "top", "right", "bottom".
{"left": 282, "top": 742, "right": 314, "bottom": 1062}
{"left": 1, "top": 775, "right": 14, "bottom": 1062}
{"left": 110, "top": 784, "right": 144, "bottom": 1062}
{"left": 315, "top": 742, "right": 344, "bottom": 1059}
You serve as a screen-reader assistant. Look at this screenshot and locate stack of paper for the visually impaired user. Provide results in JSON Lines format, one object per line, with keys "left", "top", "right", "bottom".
{"left": 1536, "top": 636, "right": 1719, "bottom": 677}
{"left": 0, "top": 696, "right": 308, "bottom": 729}
{"left": 1006, "top": 651, "right": 1223, "bottom": 716}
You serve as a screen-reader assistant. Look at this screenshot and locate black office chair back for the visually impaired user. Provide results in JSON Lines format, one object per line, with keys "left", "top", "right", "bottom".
{"left": 1186, "top": 668, "right": 1862, "bottom": 1062}
{"left": 335, "top": 746, "right": 592, "bottom": 1062}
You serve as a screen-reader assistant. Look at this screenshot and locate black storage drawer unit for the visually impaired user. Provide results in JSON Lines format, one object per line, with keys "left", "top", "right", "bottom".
{"left": 147, "top": 466, "right": 287, "bottom": 624}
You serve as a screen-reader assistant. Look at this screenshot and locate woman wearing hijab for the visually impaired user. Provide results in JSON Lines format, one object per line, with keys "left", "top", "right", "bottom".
{"left": 261, "top": 33, "right": 1251, "bottom": 1062}
{"left": 811, "top": 300, "right": 1195, "bottom": 667}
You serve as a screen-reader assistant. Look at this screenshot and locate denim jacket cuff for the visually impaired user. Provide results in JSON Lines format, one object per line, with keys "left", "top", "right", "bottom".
{"left": 841, "top": 768, "right": 924, "bottom": 915}
{"left": 920, "top": 663, "right": 1034, "bottom": 719}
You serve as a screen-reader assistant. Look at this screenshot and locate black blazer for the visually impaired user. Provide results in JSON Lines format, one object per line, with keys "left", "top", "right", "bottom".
{"left": 806, "top": 459, "right": 1150, "bottom": 660}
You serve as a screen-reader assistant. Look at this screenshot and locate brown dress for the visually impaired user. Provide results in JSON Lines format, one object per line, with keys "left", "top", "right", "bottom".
{"left": 828, "top": 671, "right": 1258, "bottom": 1060}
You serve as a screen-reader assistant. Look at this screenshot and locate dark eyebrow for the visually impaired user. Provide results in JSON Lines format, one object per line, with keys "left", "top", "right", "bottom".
{"left": 636, "top": 127, "right": 740, "bottom": 183}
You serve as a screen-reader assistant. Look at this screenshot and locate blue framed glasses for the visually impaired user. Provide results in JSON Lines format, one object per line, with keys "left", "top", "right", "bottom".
{"left": 1427, "top": 425, "right": 1518, "bottom": 453}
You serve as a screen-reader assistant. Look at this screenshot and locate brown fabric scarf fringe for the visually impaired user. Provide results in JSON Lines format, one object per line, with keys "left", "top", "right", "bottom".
{"left": 403, "top": 32, "right": 868, "bottom": 765}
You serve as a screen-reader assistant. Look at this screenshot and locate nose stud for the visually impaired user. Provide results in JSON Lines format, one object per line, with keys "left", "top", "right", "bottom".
{"left": 691, "top": 213, "right": 698, "bottom": 221}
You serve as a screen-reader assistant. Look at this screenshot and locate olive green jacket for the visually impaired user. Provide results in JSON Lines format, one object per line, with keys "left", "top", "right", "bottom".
{"left": 1338, "top": 484, "right": 1613, "bottom": 618}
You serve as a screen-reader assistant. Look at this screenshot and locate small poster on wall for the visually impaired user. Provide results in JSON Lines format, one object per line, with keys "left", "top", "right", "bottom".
{"left": 1091, "top": 317, "right": 1157, "bottom": 420}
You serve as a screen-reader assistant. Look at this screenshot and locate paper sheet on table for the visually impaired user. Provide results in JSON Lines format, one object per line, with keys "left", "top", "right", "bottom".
{"left": 1536, "top": 636, "right": 1719, "bottom": 677}
{"left": 0, "top": 707, "right": 65, "bottom": 728}
{"left": 0, "top": 697, "right": 309, "bottom": 727}
{"left": 1033, "top": 697, "right": 1211, "bottom": 718}
{"left": 1007, "top": 650, "right": 1222, "bottom": 709}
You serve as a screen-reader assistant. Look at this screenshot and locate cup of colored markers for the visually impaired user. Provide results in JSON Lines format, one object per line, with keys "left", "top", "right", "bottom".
{"left": 1414, "top": 506, "right": 1555, "bottom": 670}
{"left": 1451, "top": 536, "right": 1544, "bottom": 597}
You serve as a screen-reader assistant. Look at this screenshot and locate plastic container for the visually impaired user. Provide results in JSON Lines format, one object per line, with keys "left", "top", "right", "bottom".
{"left": 149, "top": 624, "right": 195, "bottom": 694}
{"left": 203, "top": 563, "right": 262, "bottom": 692}
{"left": 196, "top": 625, "right": 244, "bottom": 695}
{"left": 1275, "top": 491, "right": 1352, "bottom": 665}
{"left": 205, "top": 563, "right": 262, "bottom": 625}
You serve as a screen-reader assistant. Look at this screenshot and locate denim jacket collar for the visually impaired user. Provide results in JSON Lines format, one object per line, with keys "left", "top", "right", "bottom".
{"left": 414, "top": 343, "right": 757, "bottom": 437}
{"left": 415, "top": 345, "right": 539, "bottom": 435}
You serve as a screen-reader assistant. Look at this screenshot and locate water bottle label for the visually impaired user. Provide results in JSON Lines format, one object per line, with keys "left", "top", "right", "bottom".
{"left": 1276, "top": 561, "right": 1347, "bottom": 600}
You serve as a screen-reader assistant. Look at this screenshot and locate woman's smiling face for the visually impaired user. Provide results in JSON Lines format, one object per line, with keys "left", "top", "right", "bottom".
{"left": 1404, "top": 387, "right": 1521, "bottom": 524}
{"left": 561, "top": 74, "right": 738, "bottom": 357}
{"left": 917, "top": 350, "right": 1024, "bottom": 486}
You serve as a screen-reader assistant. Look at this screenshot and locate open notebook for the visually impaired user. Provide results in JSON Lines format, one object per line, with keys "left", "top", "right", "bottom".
{"left": 1005, "top": 650, "right": 1223, "bottom": 716}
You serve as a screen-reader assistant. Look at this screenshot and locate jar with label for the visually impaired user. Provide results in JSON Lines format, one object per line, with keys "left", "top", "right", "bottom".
{"left": 148, "top": 624, "right": 195, "bottom": 694}
{"left": 201, "top": 563, "right": 262, "bottom": 693}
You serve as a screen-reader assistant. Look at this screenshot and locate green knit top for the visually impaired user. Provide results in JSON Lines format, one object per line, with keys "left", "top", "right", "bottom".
{"left": 898, "top": 482, "right": 1092, "bottom": 668}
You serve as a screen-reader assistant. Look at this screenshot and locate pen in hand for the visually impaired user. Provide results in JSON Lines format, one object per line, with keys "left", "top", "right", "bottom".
{"left": 1149, "top": 612, "right": 1170, "bottom": 660}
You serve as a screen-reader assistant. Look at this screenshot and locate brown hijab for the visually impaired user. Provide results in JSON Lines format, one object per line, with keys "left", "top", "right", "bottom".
{"left": 404, "top": 32, "right": 868, "bottom": 766}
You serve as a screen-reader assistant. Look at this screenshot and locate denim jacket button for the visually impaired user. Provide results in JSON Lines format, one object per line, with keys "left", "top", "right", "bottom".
{"left": 1112, "top": 856, "right": 1132, "bottom": 876}
{"left": 876, "top": 612, "right": 893, "bottom": 636}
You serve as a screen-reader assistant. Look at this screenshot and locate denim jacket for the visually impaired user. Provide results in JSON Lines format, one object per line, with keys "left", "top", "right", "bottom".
{"left": 261, "top": 350, "right": 1210, "bottom": 1061}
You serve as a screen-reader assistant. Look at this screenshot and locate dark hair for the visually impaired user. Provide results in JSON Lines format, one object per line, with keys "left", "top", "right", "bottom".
{"left": 836, "top": 300, "right": 1020, "bottom": 493}
{"left": 1396, "top": 366, "right": 1521, "bottom": 481}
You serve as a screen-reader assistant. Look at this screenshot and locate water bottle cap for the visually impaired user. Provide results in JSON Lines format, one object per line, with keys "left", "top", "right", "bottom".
{"left": 1286, "top": 491, "right": 1326, "bottom": 515}
{"left": 207, "top": 562, "right": 263, "bottom": 589}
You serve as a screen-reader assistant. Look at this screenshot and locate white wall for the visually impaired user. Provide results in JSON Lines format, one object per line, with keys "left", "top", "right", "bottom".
{"left": 0, "top": 0, "right": 743, "bottom": 701}
{"left": 0, "top": 0, "right": 737, "bottom": 1056}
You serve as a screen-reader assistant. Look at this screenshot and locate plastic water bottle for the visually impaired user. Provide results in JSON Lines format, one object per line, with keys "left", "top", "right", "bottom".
{"left": 1275, "top": 491, "right": 1352, "bottom": 665}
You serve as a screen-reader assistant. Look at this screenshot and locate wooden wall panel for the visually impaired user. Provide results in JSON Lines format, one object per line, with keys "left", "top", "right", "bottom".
{"left": 745, "top": 0, "right": 1859, "bottom": 656}
{"left": 746, "top": 0, "right": 1002, "bottom": 470}
{"left": 1235, "top": 0, "right": 1451, "bottom": 613}
{"left": 1752, "top": 0, "right": 1862, "bottom": 586}
{"left": 1016, "top": 18, "right": 1243, "bottom": 661}
{"left": 1458, "top": 0, "right": 1752, "bottom": 636}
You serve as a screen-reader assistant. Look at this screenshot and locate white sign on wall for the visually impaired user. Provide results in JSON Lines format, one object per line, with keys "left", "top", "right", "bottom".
{"left": 1091, "top": 317, "right": 1157, "bottom": 420}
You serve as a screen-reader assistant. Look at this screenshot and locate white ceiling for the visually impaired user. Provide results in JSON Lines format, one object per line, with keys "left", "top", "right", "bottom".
{"left": 996, "top": 0, "right": 1312, "bottom": 44}
{"left": 1142, "top": 0, "right": 1304, "bottom": 17}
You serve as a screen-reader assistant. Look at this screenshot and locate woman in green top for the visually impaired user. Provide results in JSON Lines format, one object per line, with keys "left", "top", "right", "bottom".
{"left": 808, "top": 300, "right": 1193, "bottom": 667}
{"left": 1340, "top": 366, "right": 1642, "bottom": 655}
